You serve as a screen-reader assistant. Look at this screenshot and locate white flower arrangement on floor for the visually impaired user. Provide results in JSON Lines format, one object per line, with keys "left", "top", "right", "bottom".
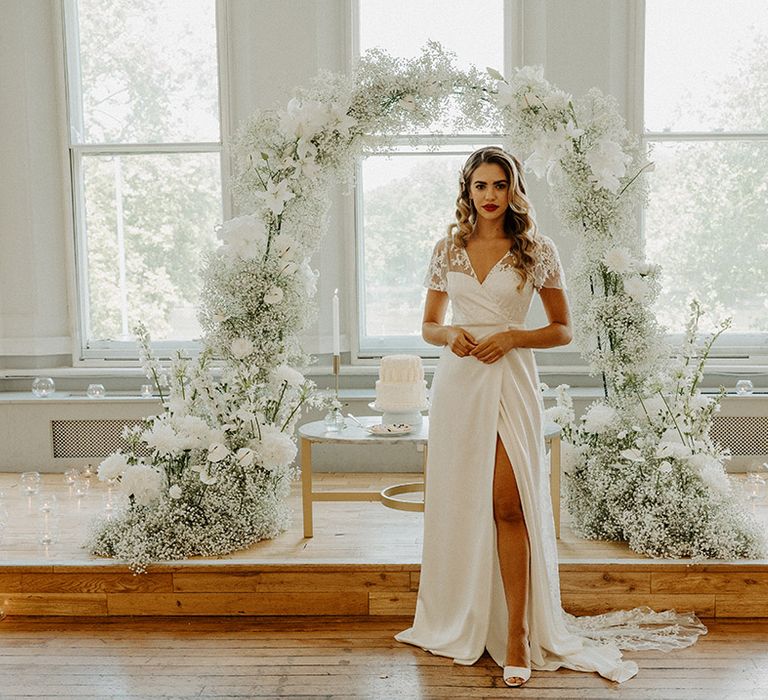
{"left": 89, "top": 42, "right": 765, "bottom": 570}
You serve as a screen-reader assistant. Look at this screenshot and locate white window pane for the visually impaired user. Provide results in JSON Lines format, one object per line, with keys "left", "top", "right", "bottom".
{"left": 73, "top": 0, "right": 219, "bottom": 143}
{"left": 645, "top": 1, "right": 768, "bottom": 132}
{"left": 644, "top": 140, "right": 768, "bottom": 333}
{"left": 359, "top": 0, "right": 504, "bottom": 74}
{"left": 360, "top": 152, "right": 471, "bottom": 347}
{"left": 81, "top": 152, "right": 222, "bottom": 343}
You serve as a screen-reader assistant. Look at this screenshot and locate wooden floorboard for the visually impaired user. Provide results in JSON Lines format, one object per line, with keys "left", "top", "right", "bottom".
{"left": 2, "top": 472, "right": 768, "bottom": 619}
{"left": 0, "top": 616, "right": 766, "bottom": 699}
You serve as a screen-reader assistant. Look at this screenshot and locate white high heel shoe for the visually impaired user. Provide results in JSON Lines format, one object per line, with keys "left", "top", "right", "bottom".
{"left": 503, "top": 665, "right": 531, "bottom": 687}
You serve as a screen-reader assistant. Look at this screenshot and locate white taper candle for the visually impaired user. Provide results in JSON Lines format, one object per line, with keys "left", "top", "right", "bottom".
{"left": 332, "top": 289, "right": 340, "bottom": 355}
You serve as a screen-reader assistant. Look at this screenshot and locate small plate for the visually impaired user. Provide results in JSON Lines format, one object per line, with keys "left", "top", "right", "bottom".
{"left": 367, "top": 423, "right": 412, "bottom": 436}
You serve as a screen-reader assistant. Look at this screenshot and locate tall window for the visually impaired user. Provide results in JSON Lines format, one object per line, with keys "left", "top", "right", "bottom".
{"left": 62, "top": 0, "right": 223, "bottom": 358}
{"left": 643, "top": 1, "right": 768, "bottom": 352}
{"left": 355, "top": 0, "right": 506, "bottom": 357}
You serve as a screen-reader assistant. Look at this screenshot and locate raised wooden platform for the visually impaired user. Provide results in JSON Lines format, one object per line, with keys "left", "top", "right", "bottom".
{"left": 1, "top": 472, "right": 767, "bottom": 618}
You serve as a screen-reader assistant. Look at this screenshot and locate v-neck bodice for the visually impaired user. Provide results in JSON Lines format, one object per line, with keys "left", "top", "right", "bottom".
{"left": 423, "top": 234, "right": 566, "bottom": 328}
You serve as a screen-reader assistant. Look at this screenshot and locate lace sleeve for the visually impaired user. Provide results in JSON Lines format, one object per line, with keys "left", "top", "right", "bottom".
{"left": 423, "top": 238, "right": 449, "bottom": 292}
{"left": 533, "top": 235, "right": 566, "bottom": 290}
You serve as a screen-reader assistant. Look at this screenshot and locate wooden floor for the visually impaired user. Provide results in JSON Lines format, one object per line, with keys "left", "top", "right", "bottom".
{"left": 1, "top": 472, "right": 768, "bottom": 619}
{"left": 0, "top": 615, "right": 766, "bottom": 699}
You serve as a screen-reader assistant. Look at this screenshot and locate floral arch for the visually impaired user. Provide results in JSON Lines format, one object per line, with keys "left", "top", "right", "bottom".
{"left": 90, "top": 43, "right": 765, "bottom": 570}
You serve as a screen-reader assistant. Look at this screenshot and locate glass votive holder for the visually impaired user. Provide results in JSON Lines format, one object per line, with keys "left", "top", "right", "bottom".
{"left": 735, "top": 379, "right": 754, "bottom": 396}
{"left": 73, "top": 477, "right": 90, "bottom": 498}
{"left": 31, "top": 377, "right": 55, "bottom": 398}
{"left": 37, "top": 513, "right": 60, "bottom": 546}
{"left": 63, "top": 467, "right": 80, "bottom": 486}
{"left": 140, "top": 384, "right": 154, "bottom": 398}
{"left": 86, "top": 383, "right": 106, "bottom": 399}
{"left": 36, "top": 493, "right": 58, "bottom": 514}
{"left": 20, "top": 471, "right": 41, "bottom": 496}
{"left": 745, "top": 472, "right": 767, "bottom": 499}
{"left": 80, "top": 464, "right": 95, "bottom": 480}
{"left": 324, "top": 407, "right": 345, "bottom": 432}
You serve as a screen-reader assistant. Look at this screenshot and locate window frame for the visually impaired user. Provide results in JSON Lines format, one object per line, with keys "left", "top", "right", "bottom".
{"left": 638, "top": 1, "right": 768, "bottom": 368}
{"left": 349, "top": 0, "right": 520, "bottom": 365}
{"left": 60, "top": 0, "right": 232, "bottom": 364}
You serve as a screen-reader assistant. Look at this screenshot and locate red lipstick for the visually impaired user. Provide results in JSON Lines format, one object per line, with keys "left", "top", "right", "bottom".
{"left": 482, "top": 204, "right": 498, "bottom": 211}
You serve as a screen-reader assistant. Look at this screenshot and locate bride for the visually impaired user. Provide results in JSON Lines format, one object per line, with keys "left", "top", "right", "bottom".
{"left": 394, "top": 146, "right": 706, "bottom": 687}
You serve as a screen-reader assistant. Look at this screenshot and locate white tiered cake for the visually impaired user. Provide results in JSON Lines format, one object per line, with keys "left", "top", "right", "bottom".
{"left": 374, "top": 354, "right": 428, "bottom": 413}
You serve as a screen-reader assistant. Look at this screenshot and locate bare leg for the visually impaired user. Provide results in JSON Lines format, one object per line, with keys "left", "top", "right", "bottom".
{"left": 492, "top": 433, "right": 531, "bottom": 669}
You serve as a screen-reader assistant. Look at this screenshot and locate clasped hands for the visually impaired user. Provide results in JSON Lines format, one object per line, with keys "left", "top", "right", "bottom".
{"left": 445, "top": 326, "right": 516, "bottom": 364}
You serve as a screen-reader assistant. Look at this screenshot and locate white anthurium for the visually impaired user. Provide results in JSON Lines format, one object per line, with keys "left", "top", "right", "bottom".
{"left": 168, "top": 484, "right": 183, "bottom": 499}
{"left": 199, "top": 468, "right": 218, "bottom": 485}
{"left": 619, "top": 448, "right": 644, "bottom": 462}
{"left": 235, "top": 448, "right": 255, "bottom": 468}
{"left": 207, "top": 442, "right": 230, "bottom": 462}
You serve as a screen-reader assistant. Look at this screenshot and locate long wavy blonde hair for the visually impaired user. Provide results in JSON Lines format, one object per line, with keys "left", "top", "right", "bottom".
{"left": 448, "top": 146, "right": 540, "bottom": 290}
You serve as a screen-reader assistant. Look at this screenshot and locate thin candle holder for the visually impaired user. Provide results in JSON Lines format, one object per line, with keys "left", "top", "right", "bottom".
{"left": 332, "top": 353, "right": 340, "bottom": 399}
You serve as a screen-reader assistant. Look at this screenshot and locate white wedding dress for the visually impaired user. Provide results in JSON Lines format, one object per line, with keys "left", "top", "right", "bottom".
{"left": 394, "top": 234, "right": 706, "bottom": 682}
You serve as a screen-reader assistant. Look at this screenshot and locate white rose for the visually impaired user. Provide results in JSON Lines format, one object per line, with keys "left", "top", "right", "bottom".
{"left": 230, "top": 337, "right": 255, "bottom": 359}
{"left": 658, "top": 460, "right": 673, "bottom": 474}
{"left": 168, "top": 484, "right": 183, "bottom": 499}
{"left": 264, "top": 286, "right": 284, "bottom": 305}
{"left": 98, "top": 452, "right": 129, "bottom": 481}
{"left": 207, "top": 442, "right": 230, "bottom": 462}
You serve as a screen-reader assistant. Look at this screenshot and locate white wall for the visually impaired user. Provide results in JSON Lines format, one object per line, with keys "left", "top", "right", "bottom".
{"left": 0, "top": 0, "right": 73, "bottom": 361}
{"left": 0, "top": 0, "right": 640, "bottom": 370}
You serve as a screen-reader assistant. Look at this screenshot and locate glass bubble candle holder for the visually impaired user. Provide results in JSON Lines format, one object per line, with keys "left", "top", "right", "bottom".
{"left": 31, "top": 377, "right": 55, "bottom": 398}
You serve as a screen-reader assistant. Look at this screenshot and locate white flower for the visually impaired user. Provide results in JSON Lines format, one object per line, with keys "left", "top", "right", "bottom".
{"left": 690, "top": 393, "right": 714, "bottom": 411}
{"left": 272, "top": 364, "right": 305, "bottom": 388}
{"left": 658, "top": 460, "right": 673, "bottom": 474}
{"left": 620, "top": 448, "right": 644, "bottom": 462}
{"left": 585, "top": 137, "right": 632, "bottom": 192}
{"left": 603, "top": 248, "right": 634, "bottom": 275}
{"left": 624, "top": 276, "right": 650, "bottom": 303}
{"left": 255, "top": 425, "right": 297, "bottom": 471}
{"left": 278, "top": 97, "right": 328, "bottom": 139}
{"left": 235, "top": 447, "right": 255, "bottom": 468}
{"left": 544, "top": 406, "right": 572, "bottom": 425}
{"left": 216, "top": 214, "right": 268, "bottom": 259}
{"left": 176, "top": 415, "right": 212, "bottom": 450}
{"left": 98, "top": 452, "right": 129, "bottom": 481}
{"left": 299, "top": 261, "right": 319, "bottom": 296}
{"left": 272, "top": 234, "right": 297, "bottom": 261}
{"left": 207, "top": 442, "right": 230, "bottom": 462}
{"left": 255, "top": 178, "right": 295, "bottom": 217}
{"left": 143, "top": 422, "right": 182, "bottom": 456}
{"left": 198, "top": 467, "right": 218, "bottom": 485}
{"left": 120, "top": 463, "right": 163, "bottom": 506}
{"left": 581, "top": 402, "right": 618, "bottom": 434}
{"left": 264, "top": 286, "right": 284, "bottom": 305}
{"left": 230, "top": 337, "right": 255, "bottom": 359}
{"left": 168, "top": 484, "right": 182, "bottom": 499}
